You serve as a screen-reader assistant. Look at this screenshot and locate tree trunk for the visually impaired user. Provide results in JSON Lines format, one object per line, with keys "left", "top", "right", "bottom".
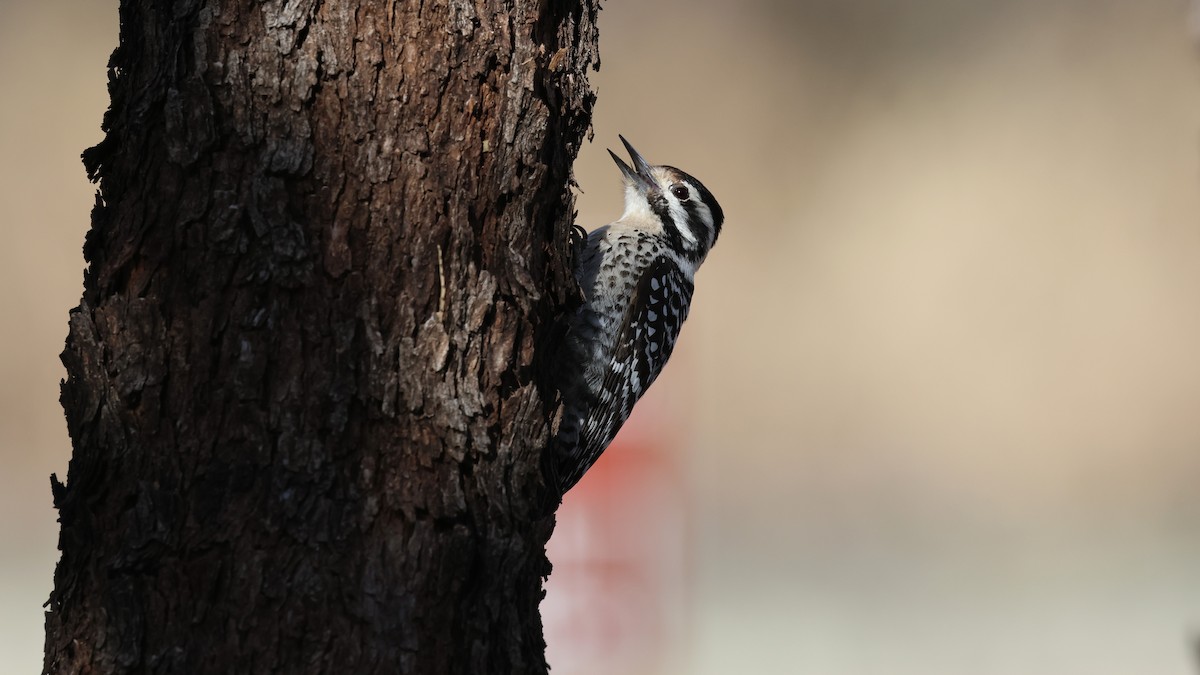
{"left": 45, "top": 1, "right": 597, "bottom": 673}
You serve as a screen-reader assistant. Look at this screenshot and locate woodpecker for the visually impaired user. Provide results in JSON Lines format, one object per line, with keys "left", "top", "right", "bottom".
{"left": 551, "top": 136, "right": 724, "bottom": 495}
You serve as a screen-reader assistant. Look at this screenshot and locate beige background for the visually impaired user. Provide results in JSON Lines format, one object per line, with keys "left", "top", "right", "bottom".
{"left": 3, "top": 1, "right": 1199, "bottom": 673}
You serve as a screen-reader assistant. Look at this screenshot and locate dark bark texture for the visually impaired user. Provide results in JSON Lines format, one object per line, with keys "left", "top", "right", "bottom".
{"left": 46, "top": 0, "right": 598, "bottom": 673}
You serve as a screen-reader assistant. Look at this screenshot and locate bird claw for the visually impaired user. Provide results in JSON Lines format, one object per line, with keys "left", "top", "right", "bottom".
{"left": 568, "top": 224, "right": 587, "bottom": 266}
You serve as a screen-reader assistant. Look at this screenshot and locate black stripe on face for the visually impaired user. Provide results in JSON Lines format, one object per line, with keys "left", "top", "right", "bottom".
{"left": 649, "top": 191, "right": 686, "bottom": 252}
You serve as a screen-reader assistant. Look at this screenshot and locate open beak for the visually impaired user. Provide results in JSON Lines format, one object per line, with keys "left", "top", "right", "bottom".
{"left": 608, "top": 135, "right": 655, "bottom": 191}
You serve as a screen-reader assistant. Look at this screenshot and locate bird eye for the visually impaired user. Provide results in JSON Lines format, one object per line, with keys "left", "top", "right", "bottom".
{"left": 670, "top": 185, "right": 690, "bottom": 201}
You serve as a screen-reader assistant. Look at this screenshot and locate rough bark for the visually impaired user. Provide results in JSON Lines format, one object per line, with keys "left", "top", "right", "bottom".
{"left": 45, "top": 0, "right": 598, "bottom": 673}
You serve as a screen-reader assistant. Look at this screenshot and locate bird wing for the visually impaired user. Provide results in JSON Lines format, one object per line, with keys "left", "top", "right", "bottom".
{"left": 564, "top": 256, "right": 694, "bottom": 490}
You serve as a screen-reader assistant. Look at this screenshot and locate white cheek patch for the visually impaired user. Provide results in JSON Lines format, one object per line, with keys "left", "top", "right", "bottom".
{"left": 696, "top": 202, "right": 713, "bottom": 232}
{"left": 696, "top": 202, "right": 715, "bottom": 248}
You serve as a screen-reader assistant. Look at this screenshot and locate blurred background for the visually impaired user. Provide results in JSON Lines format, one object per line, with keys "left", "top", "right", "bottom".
{"left": 3, "top": 0, "right": 1199, "bottom": 673}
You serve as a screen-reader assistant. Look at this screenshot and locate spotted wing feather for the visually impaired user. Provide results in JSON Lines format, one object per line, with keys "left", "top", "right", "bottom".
{"left": 558, "top": 256, "right": 694, "bottom": 492}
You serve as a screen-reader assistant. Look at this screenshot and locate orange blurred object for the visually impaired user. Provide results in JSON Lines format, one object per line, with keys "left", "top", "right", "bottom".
{"left": 544, "top": 394, "right": 690, "bottom": 675}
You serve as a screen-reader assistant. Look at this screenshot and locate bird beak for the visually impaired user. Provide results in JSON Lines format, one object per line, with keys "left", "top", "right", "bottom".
{"left": 608, "top": 135, "right": 655, "bottom": 191}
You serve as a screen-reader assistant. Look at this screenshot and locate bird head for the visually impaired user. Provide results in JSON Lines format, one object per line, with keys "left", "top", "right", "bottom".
{"left": 609, "top": 136, "right": 724, "bottom": 263}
